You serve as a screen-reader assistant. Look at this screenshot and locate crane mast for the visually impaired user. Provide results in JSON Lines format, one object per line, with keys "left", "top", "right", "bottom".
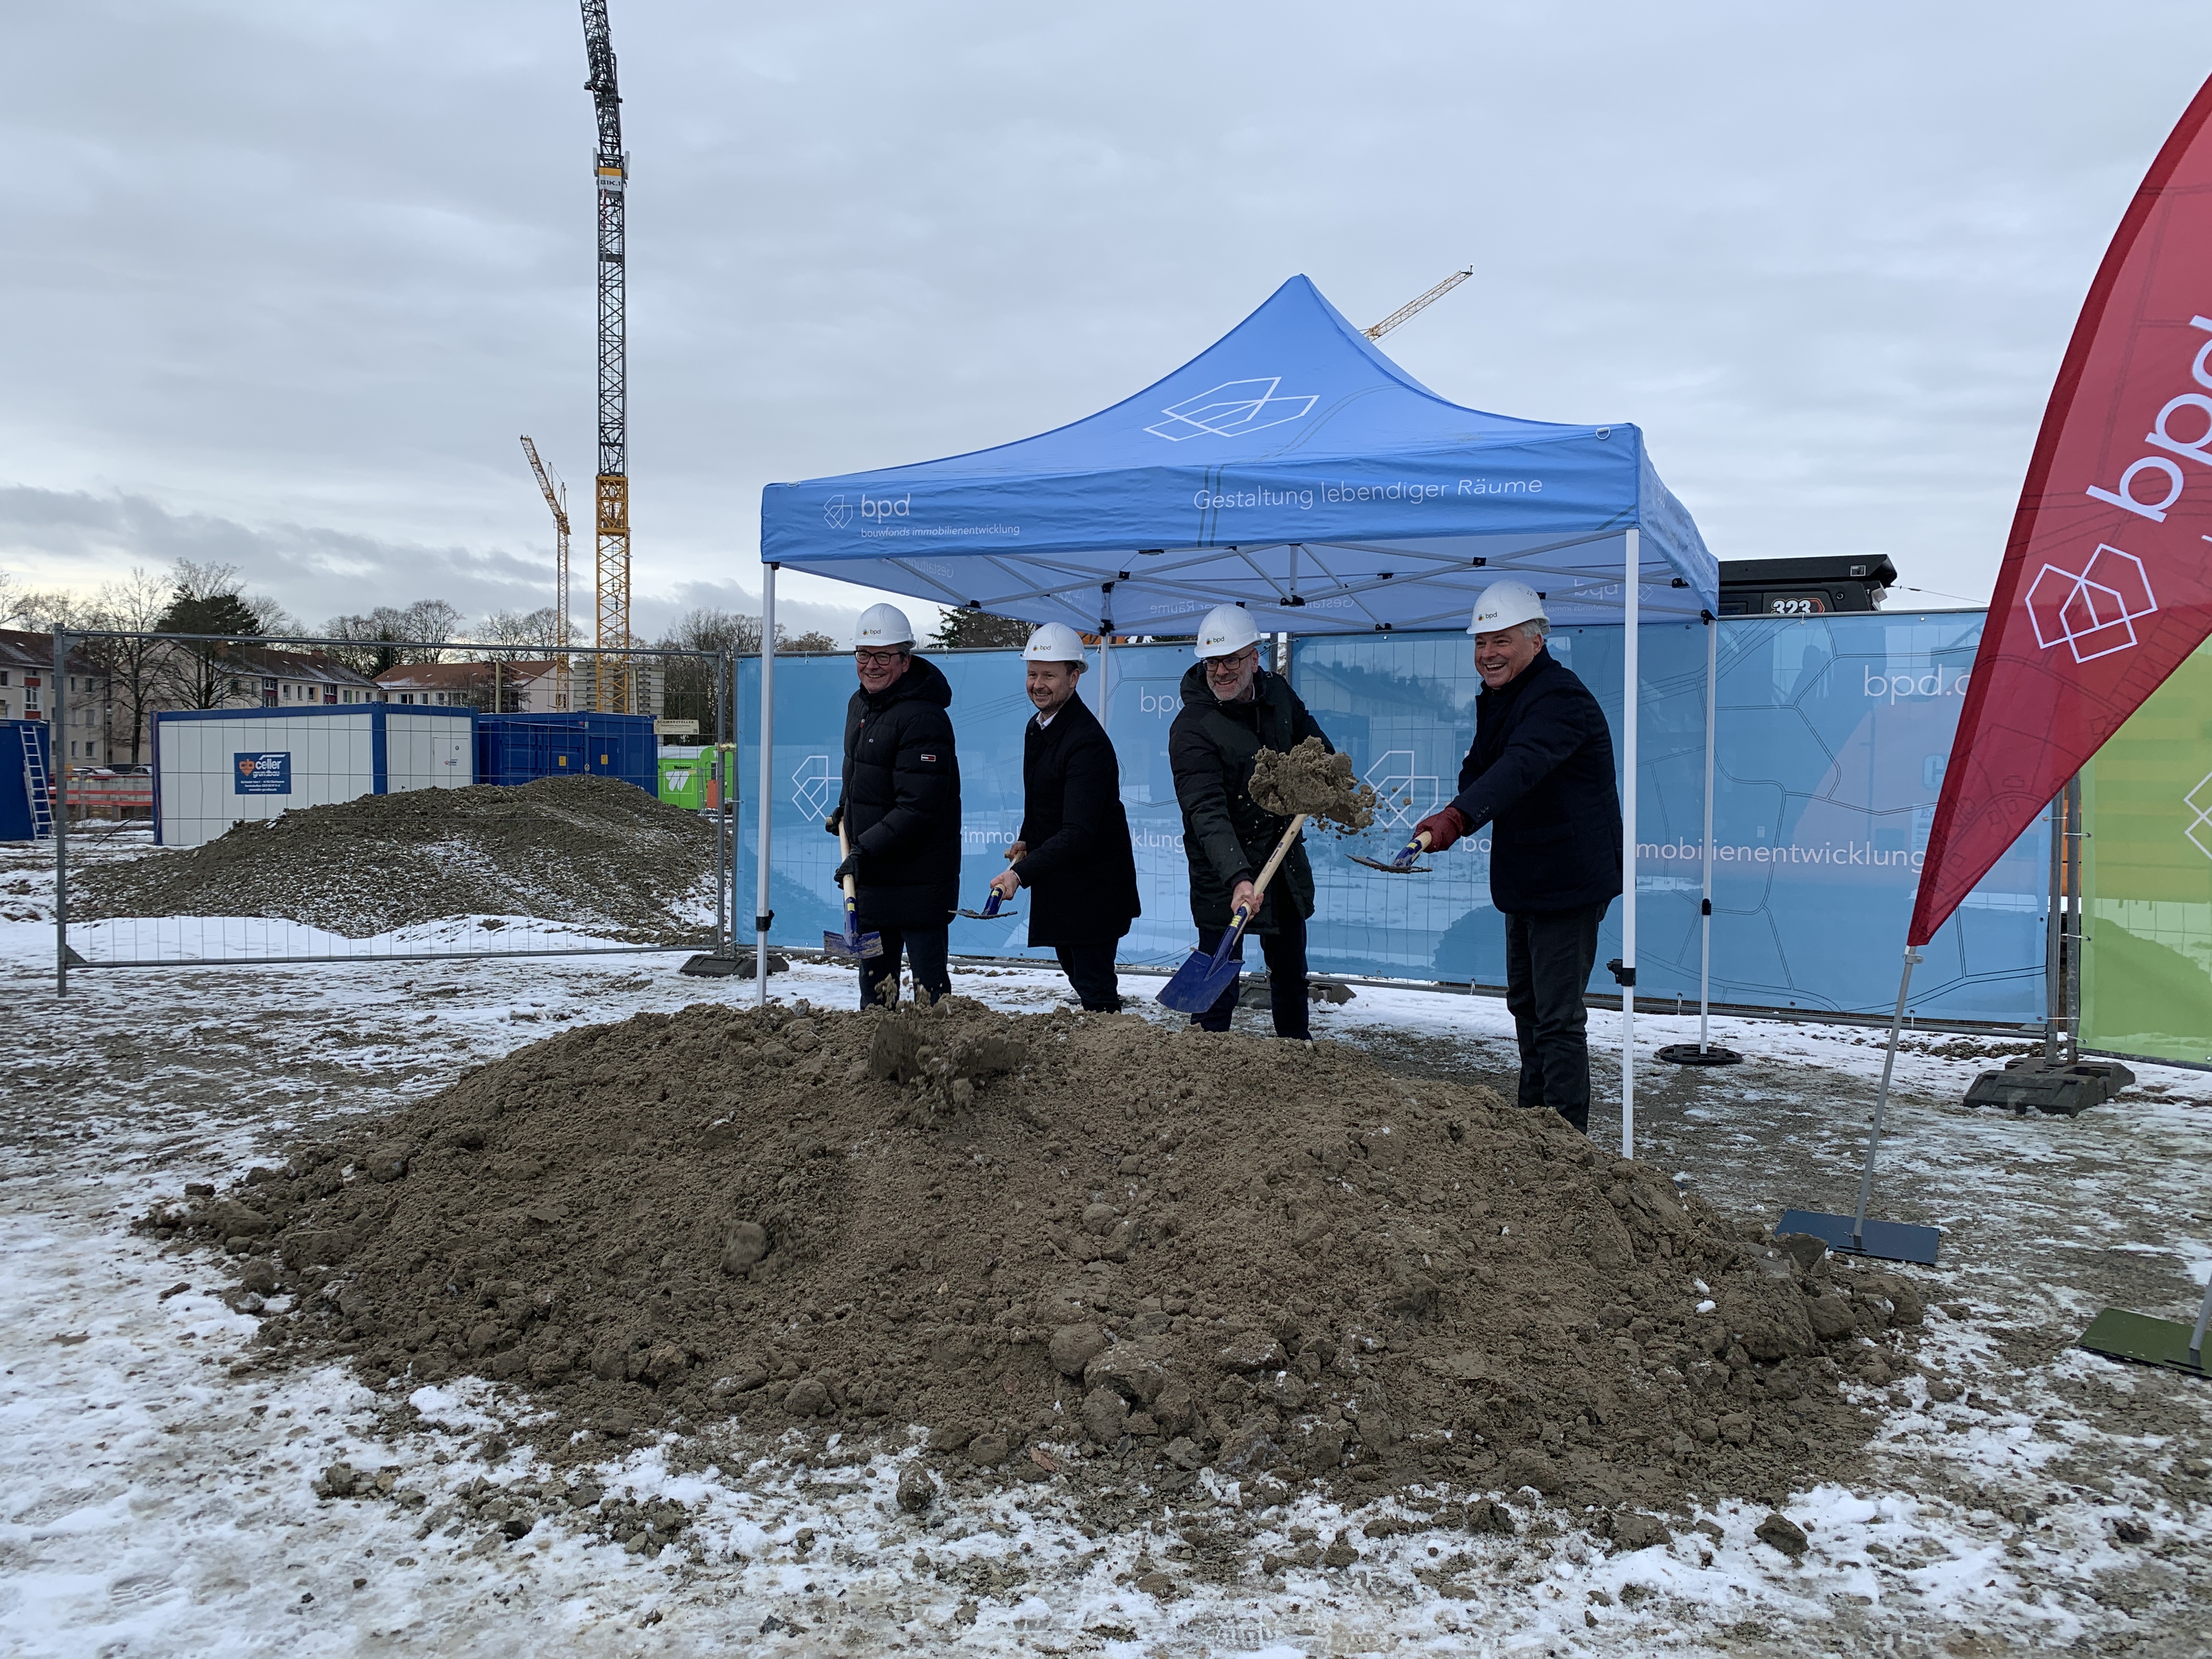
{"left": 519, "top": 435, "right": 572, "bottom": 710}
{"left": 580, "top": 0, "right": 630, "bottom": 713}
{"left": 1364, "top": 266, "right": 1474, "bottom": 341}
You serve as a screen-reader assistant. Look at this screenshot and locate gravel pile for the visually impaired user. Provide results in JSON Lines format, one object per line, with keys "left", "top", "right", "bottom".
{"left": 76, "top": 775, "right": 719, "bottom": 940}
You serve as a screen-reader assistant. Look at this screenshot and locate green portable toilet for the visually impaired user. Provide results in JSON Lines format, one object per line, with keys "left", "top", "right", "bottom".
{"left": 658, "top": 747, "right": 712, "bottom": 810}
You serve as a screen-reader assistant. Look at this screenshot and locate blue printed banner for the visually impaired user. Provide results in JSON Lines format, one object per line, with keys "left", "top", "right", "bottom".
{"left": 232, "top": 752, "right": 292, "bottom": 795}
{"left": 737, "top": 613, "right": 2046, "bottom": 1022}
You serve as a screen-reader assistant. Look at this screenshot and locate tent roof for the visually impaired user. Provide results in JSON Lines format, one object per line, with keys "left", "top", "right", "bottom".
{"left": 760, "top": 275, "right": 1717, "bottom": 635}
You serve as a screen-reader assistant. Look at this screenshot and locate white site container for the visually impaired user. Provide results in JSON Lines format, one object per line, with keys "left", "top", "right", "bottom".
{"left": 153, "top": 705, "right": 473, "bottom": 848}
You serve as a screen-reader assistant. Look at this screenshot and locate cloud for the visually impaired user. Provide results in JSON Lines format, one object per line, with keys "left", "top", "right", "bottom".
{"left": 6, "top": 1, "right": 2212, "bottom": 619}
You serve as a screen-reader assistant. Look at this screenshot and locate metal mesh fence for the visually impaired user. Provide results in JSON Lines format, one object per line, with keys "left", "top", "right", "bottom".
{"left": 43, "top": 631, "right": 738, "bottom": 989}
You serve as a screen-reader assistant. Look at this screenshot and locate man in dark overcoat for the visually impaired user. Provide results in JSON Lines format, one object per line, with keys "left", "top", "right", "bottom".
{"left": 988, "top": 623, "right": 1139, "bottom": 1011}
{"left": 1167, "top": 603, "right": 1333, "bottom": 1040}
{"left": 828, "top": 603, "right": 961, "bottom": 1008}
{"left": 1414, "top": 579, "right": 1623, "bottom": 1133}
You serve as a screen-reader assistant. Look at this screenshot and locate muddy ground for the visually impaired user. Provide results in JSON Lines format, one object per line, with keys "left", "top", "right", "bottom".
{"left": 3, "top": 836, "right": 2210, "bottom": 1655}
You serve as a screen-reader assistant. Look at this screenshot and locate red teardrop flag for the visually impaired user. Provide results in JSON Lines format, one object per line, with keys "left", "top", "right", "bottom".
{"left": 1911, "top": 72, "right": 2212, "bottom": 946}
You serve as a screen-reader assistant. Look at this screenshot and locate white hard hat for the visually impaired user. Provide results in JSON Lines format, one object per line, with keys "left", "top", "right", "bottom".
{"left": 1468, "top": 579, "right": 1547, "bottom": 635}
{"left": 1022, "top": 622, "right": 1088, "bottom": 664}
{"left": 855, "top": 602, "right": 915, "bottom": 647}
{"left": 1194, "top": 604, "right": 1262, "bottom": 660}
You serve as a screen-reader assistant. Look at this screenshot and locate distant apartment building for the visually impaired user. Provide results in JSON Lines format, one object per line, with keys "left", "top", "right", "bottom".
{"left": 372, "top": 659, "right": 663, "bottom": 714}
{"left": 0, "top": 628, "right": 113, "bottom": 765}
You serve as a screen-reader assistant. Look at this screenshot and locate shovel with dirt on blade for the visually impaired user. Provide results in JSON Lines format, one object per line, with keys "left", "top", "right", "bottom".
{"left": 1158, "top": 813, "right": 1308, "bottom": 1014}
{"left": 823, "top": 816, "right": 884, "bottom": 963}
{"left": 1347, "top": 827, "right": 1434, "bottom": 874}
{"left": 957, "top": 888, "right": 1019, "bottom": 922}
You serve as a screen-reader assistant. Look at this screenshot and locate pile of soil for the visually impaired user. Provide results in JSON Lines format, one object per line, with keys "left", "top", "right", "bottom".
{"left": 1249, "top": 738, "right": 1376, "bottom": 833}
{"left": 77, "top": 776, "right": 717, "bottom": 940}
{"left": 152, "top": 1000, "right": 1929, "bottom": 1514}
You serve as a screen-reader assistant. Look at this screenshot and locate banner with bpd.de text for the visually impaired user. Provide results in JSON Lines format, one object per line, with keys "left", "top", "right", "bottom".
{"left": 1296, "top": 615, "right": 2046, "bottom": 1022}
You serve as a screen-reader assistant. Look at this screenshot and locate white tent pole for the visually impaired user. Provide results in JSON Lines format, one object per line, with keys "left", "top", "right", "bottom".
{"left": 1699, "top": 613, "right": 1717, "bottom": 1053}
{"left": 754, "top": 561, "right": 778, "bottom": 1010}
{"left": 1621, "top": 529, "right": 1639, "bottom": 1160}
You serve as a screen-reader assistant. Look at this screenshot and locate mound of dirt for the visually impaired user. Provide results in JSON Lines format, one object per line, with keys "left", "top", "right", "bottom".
{"left": 1249, "top": 737, "right": 1376, "bottom": 833}
{"left": 77, "top": 775, "right": 717, "bottom": 940}
{"left": 151, "top": 1000, "right": 1926, "bottom": 1513}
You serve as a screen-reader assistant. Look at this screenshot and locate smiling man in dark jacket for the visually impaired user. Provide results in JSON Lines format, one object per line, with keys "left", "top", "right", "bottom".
{"left": 829, "top": 603, "right": 960, "bottom": 1008}
{"left": 988, "top": 623, "right": 1139, "bottom": 1011}
{"left": 1168, "top": 604, "right": 1331, "bottom": 1040}
{"left": 1414, "top": 580, "right": 1622, "bottom": 1133}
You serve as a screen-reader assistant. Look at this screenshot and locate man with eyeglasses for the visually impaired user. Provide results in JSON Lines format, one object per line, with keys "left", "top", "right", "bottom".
{"left": 1166, "top": 604, "right": 1333, "bottom": 1040}
{"left": 826, "top": 603, "right": 960, "bottom": 1007}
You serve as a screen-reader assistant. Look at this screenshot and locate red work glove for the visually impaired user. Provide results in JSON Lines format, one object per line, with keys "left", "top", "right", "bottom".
{"left": 1414, "top": 806, "right": 1470, "bottom": 853}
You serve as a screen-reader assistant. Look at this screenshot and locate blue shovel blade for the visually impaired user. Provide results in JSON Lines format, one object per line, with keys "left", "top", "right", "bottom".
{"left": 1156, "top": 938, "right": 1243, "bottom": 1013}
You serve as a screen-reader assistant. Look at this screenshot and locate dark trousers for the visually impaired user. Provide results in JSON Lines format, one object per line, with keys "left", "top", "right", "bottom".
{"left": 1504, "top": 901, "right": 1608, "bottom": 1135}
{"left": 1192, "top": 905, "right": 1310, "bottom": 1039}
{"left": 858, "top": 925, "right": 952, "bottom": 1009}
{"left": 1053, "top": 941, "right": 1123, "bottom": 1012}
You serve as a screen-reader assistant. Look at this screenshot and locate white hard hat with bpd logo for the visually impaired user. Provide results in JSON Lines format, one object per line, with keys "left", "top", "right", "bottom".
{"left": 1022, "top": 623, "right": 1088, "bottom": 664}
{"left": 1194, "top": 605, "right": 1262, "bottom": 660}
{"left": 1468, "top": 579, "right": 1547, "bottom": 634}
{"left": 856, "top": 603, "right": 915, "bottom": 647}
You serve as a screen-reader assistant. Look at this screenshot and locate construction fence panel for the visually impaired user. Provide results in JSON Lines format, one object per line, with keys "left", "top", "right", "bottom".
{"left": 2081, "top": 635, "right": 2212, "bottom": 1064}
{"left": 1294, "top": 612, "right": 2047, "bottom": 1022}
{"left": 740, "top": 616, "right": 2049, "bottom": 1020}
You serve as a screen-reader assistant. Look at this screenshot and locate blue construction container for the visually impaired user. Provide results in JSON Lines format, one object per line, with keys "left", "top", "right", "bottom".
{"left": 475, "top": 713, "right": 657, "bottom": 795}
{"left": 1, "top": 719, "right": 53, "bottom": 840}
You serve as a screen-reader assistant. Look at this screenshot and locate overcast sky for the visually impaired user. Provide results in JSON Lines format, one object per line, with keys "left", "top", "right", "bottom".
{"left": 5, "top": 1, "right": 2210, "bottom": 643}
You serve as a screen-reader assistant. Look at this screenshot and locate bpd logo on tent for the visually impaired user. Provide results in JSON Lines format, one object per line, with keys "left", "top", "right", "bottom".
{"left": 2025, "top": 544, "right": 2158, "bottom": 664}
{"left": 233, "top": 752, "right": 292, "bottom": 795}
{"left": 1146, "top": 377, "right": 1318, "bottom": 442}
{"left": 822, "top": 495, "right": 853, "bottom": 529}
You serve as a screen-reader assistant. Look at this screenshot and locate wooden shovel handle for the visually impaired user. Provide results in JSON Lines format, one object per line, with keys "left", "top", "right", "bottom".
{"left": 837, "top": 817, "right": 860, "bottom": 901}
{"left": 1237, "top": 812, "right": 1308, "bottom": 919}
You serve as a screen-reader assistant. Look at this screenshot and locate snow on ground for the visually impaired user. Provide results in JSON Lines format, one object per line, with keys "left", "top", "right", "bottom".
{"left": 3, "top": 837, "right": 2211, "bottom": 1655}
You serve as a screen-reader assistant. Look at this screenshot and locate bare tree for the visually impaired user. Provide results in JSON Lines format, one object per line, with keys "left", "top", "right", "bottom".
{"left": 75, "top": 568, "right": 172, "bottom": 764}
{"left": 477, "top": 607, "right": 565, "bottom": 651}
{"left": 784, "top": 630, "right": 839, "bottom": 653}
{"left": 153, "top": 562, "right": 261, "bottom": 710}
{"left": 322, "top": 599, "right": 462, "bottom": 674}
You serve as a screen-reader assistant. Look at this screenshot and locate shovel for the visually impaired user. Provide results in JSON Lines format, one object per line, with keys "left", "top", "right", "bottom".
{"left": 1158, "top": 814, "right": 1308, "bottom": 1014}
{"left": 822, "top": 820, "right": 884, "bottom": 962}
{"left": 958, "top": 888, "right": 1019, "bottom": 922}
{"left": 1347, "top": 828, "right": 1433, "bottom": 874}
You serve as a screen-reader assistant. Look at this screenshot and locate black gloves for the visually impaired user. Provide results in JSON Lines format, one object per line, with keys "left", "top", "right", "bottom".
{"left": 831, "top": 853, "right": 861, "bottom": 888}
{"left": 824, "top": 806, "right": 844, "bottom": 837}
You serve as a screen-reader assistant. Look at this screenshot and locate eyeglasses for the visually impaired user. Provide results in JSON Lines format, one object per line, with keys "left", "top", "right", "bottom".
{"left": 855, "top": 650, "right": 905, "bottom": 668}
{"left": 1204, "top": 650, "right": 1257, "bottom": 673}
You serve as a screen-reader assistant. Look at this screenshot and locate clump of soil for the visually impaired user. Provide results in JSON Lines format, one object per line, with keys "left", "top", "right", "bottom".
{"left": 1249, "top": 737, "right": 1376, "bottom": 833}
{"left": 155, "top": 1000, "right": 1925, "bottom": 1513}
{"left": 76, "top": 775, "right": 716, "bottom": 940}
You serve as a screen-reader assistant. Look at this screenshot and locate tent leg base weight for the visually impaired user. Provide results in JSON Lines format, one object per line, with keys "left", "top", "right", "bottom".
{"left": 681, "top": 949, "right": 788, "bottom": 978}
{"left": 2079, "top": 1308, "right": 2211, "bottom": 1378}
{"left": 1656, "top": 1043, "right": 1741, "bottom": 1066}
{"left": 1775, "top": 1207, "right": 1940, "bottom": 1266}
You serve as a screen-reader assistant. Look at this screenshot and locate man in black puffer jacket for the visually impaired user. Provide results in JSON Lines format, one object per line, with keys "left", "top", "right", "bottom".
{"left": 1415, "top": 580, "right": 1622, "bottom": 1134}
{"left": 988, "top": 623, "right": 1139, "bottom": 1011}
{"left": 1168, "top": 605, "right": 1332, "bottom": 1040}
{"left": 828, "top": 604, "right": 960, "bottom": 1008}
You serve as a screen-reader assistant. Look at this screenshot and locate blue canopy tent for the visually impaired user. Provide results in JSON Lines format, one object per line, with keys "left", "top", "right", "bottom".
{"left": 755, "top": 275, "right": 1723, "bottom": 1154}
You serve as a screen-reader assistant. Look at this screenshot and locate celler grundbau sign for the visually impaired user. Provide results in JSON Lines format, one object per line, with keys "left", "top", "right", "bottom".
{"left": 233, "top": 752, "right": 292, "bottom": 795}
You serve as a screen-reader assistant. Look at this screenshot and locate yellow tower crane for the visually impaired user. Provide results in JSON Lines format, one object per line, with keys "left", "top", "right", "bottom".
{"left": 518, "top": 435, "right": 572, "bottom": 711}
{"left": 1364, "top": 266, "right": 1475, "bottom": 341}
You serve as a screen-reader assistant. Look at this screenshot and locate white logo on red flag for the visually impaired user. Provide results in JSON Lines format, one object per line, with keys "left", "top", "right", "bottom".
{"left": 2024, "top": 544, "right": 2158, "bottom": 663}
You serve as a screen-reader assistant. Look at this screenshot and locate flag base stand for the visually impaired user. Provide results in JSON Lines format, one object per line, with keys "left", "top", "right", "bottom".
{"left": 682, "top": 949, "right": 787, "bottom": 978}
{"left": 1657, "top": 1043, "right": 1741, "bottom": 1066}
{"left": 2079, "top": 1307, "right": 2211, "bottom": 1379}
{"left": 1778, "top": 947, "right": 1939, "bottom": 1266}
{"left": 1775, "top": 1207, "right": 1940, "bottom": 1266}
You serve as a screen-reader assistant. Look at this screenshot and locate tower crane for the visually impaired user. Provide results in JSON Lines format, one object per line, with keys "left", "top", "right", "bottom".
{"left": 518, "top": 435, "right": 572, "bottom": 711}
{"left": 1364, "top": 266, "right": 1474, "bottom": 342}
{"left": 579, "top": 1, "right": 630, "bottom": 713}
